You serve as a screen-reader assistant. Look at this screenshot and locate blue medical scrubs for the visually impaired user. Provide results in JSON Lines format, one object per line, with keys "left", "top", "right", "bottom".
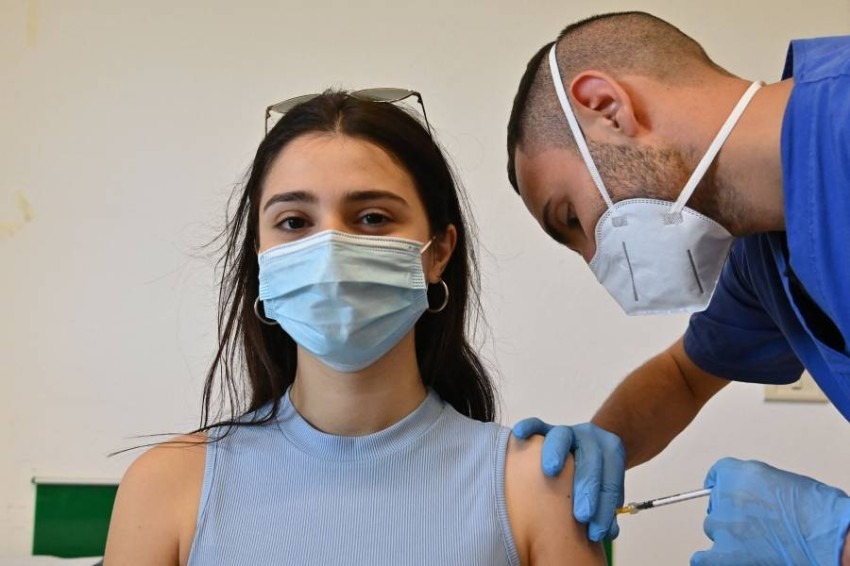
{"left": 684, "top": 36, "right": 850, "bottom": 421}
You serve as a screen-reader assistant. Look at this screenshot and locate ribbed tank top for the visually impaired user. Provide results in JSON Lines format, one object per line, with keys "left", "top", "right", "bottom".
{"left": 187, "top": 389, "right": 521, "bottom": 565}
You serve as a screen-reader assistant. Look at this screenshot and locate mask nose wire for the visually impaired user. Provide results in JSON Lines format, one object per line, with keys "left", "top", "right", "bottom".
{"left": 670, "top": 80, "right": 763, "bottom": 215}
{"left": 548, "top": 44, "right": 616, "bottom": 212}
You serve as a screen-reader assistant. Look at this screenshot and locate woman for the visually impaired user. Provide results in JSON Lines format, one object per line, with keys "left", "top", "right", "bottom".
{"left": 104, "top": 90, "right": 605, "bottom": 565}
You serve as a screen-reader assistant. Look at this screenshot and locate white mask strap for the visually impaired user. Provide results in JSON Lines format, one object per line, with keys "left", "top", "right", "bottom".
{"left": 671, "top": 81, "right": 763, "bottom": 214}
{"left": 420, "top": 237, "right": 435, "bottom": 255}
{"left": 548, "top": 44, "right": 616, "bottom": 211}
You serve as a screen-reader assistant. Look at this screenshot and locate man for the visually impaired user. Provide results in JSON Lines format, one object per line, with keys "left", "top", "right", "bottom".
{"left": 506, "top": 11, "right": 850, "bottom": 565}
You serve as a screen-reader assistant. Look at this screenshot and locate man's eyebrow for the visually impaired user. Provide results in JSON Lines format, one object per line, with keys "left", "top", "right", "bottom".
{"left": 542, "top": 200, "right": 568, "bottom": 245}
{"left": 262, "top": 191, "right": 317, "bottom": 212}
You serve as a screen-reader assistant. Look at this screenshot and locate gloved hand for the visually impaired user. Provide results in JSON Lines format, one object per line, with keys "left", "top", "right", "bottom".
{"left": 692, "top": 457, "right": 850, "bottom": 566}
{"left": 513, "top": 418, "right": 625, "bottom": 541}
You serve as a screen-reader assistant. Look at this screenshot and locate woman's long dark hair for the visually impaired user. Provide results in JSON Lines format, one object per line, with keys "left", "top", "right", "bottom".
{"left": 201, "top": 90, "right": 496, "bottom": 433}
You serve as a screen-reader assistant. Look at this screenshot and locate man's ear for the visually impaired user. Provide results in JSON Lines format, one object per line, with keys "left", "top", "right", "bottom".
{"left": 426, "top": 224, "right": 457, "bottom": 284}
{"left": 569, "top": 71, "right": 640, "bottom": 139}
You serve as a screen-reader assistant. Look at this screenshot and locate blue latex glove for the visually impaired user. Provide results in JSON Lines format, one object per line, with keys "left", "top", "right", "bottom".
{"left": 513, "top": 418, "right": 625, "bottom": 541}
{"left": 692, "top": 457, "right": 850, "bottom": 566}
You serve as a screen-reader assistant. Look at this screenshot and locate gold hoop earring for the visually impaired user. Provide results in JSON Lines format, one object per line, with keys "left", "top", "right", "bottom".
{"left": 427, "top": 279, "right": 449, "bottom": 313}
{"left": 254, "top": 297, "right": 278, "bottom": 326}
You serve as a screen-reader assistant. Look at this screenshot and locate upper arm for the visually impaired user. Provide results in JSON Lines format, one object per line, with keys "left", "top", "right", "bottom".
{"left": 669, "top": 337, "right": 730, "bottom": 407}
{"left": 505, "top": 434, "right": 607, "bottom": 566}
{"left": 104, "top": 433, "right": 206, "bottom": 566}
{"left": 683, "top": 240, "right": 804, "bottom": 385}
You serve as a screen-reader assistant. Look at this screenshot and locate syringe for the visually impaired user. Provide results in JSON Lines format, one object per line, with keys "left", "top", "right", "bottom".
{"left": 616, "top": 488, "right": 711, "bottom": 515}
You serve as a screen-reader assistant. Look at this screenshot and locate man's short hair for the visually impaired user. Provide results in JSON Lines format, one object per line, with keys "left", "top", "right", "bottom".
{"left": 506, "top": 11, "right": 726, "bottom": 192}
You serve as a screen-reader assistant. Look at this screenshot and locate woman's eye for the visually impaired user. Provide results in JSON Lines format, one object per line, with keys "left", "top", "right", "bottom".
{"left": 360, "top": 212, "right": 390, "bottom": 225}
{"left": 278, "top": 216, "right": 309, "bottom": 230}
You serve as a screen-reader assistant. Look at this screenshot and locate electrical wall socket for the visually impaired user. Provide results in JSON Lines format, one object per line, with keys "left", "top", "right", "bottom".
{"left": 764, "top": 371, "right": 829, "bottom": 403}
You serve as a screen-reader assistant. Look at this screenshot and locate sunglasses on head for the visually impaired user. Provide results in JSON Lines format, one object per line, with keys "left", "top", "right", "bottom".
{"left": 264, "top": 88, "right": 431, "bottom": 135}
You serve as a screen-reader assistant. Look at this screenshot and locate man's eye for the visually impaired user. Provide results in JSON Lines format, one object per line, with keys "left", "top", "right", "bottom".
{"left": 565, "top": 208, "right": 581, "bottom": 230}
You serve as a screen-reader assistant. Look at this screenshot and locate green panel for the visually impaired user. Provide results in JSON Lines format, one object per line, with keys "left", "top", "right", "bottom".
{"left": 33, "top": 483, "right": 118, "bottom": 557}
{"left": 604, "top": 538, "right": 613, "bottom": 565}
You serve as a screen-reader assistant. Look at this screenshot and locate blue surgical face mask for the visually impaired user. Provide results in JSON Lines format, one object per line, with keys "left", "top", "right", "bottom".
{"left": 257, "top": 230, "right": 433, "bottom": 372}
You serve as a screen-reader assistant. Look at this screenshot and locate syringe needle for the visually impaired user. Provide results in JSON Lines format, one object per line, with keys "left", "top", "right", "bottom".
{"left": 616, "top": 488, "right": 711, "bottom": 515}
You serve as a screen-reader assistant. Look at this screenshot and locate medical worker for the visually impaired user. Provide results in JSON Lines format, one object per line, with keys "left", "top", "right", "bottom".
{"left": 506, "top": 11, "right": 850, "bottom": 565}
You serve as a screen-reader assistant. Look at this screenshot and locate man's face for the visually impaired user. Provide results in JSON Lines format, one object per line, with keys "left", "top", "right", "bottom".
{"left": 514, "top": 140, "right": 693, "bottom": 261}
{"left": 514, "top": 147, "right": 608, "bottom": 262}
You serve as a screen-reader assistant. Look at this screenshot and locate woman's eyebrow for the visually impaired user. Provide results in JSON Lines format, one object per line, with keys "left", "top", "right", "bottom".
{"left": 262, "top": 190, "right": 317, "bottom": 212}
{"left": 344, "top": 190, "right": 409, "bottom": 207}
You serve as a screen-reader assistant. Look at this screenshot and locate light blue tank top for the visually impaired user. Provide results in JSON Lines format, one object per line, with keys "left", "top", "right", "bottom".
{"left": 187, "top": 389, "right": 521, "bottom": 565}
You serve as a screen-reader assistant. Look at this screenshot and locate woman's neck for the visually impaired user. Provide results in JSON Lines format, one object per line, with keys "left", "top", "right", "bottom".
{"left": 289, "top": 333, "right": 428, "bottom": 436}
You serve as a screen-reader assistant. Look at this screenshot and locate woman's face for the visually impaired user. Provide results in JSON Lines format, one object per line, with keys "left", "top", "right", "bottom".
{"left": 257, "top": 133, "right": 454, "bottom": 282}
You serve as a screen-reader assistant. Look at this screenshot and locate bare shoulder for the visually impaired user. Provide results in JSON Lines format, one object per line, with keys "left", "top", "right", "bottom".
{"left": 122, "top": 432, "right": 207, "bottom": 494}
{"left": 505, "top": 434, "right": 606, "bottom": 566}
{"left": 104, "top": 433, "right": 207, "bottom": 566}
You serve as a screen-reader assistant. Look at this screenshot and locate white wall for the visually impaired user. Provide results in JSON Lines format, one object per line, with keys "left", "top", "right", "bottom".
{"left": 2, "top": 0, "right": 848, "bottom": 563}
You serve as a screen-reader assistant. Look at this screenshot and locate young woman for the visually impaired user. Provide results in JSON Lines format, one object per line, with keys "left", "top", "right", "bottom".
{"left": 104, "top": 91, "right": 605, "bottom": 565}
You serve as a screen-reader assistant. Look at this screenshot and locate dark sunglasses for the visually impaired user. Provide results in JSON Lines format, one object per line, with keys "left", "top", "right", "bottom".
{"left": 264, "top": 88, "right": 431, "bottom": 135}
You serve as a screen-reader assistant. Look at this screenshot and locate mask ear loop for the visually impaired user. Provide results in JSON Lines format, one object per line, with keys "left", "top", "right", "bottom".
{"left": 668, "top": 80, "right": 764, "bottom": 217}
{"left": 254, "top": 297, "right": 278, "bottom": 326}
{"left": 420, "top": 237, "right": 435, "bottom": 255}
{"left": 549, "top": 44, "right": 617, "bottom": 216}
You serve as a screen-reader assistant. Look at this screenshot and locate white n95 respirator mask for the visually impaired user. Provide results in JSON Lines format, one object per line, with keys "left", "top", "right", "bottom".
{"left": 548, "top": 44, "right": 762, "bottom": 315}
{"left": 257, "top": 230, "right": 432, "bottom": 372}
